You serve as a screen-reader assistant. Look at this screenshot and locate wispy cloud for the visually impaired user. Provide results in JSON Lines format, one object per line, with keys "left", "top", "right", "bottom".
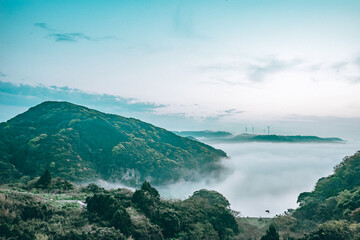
{"left": 0, "top": 81, "right": 246, "bottom": 131}
{"left": 224, "top": 109, "right": 244, "bottom": 114}
{"left": 216, "top": 109, "right": 244, "bottom": 118}
{"left": 48, "top": 33, "right": 91, "bottom": 42}
{"left": 331, "top": 61, "right": 348, "bottom": 72}
{"left": 34, "top": 22, "right": 115, "bottom": 43}
{"left": 196, "top": 55, "right": 360, "bottom": 87}
{"left": 195, "top": 57, "right": 303, "bottom": 86}
{"left": 355, "top": 56, "right": 360, "bottom": 66}
{"left": 246, "top": 58, "right": 302, "bottom": 82}
{"left": 34, "top": 22, "right": 54, "bottom": 31}
{"left": 153, "top": 103, "right": 244, "bottom": 120}
{"left": 0, "top": 72, "right": 6, "bottom": 77}
{"left": 348, "top": 76, "right": 360, "bottom": 83}
{"left": 330, "top": 56, "right": 360, "bottom": 84}
{"left": 0, "top": 81, "right": 162, "bottom": 115}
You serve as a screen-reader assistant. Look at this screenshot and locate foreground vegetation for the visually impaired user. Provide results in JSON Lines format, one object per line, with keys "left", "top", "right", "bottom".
{"left": 272, "top": 150, "right": 360, "bottom": 239}
{"left": 0, "top": 173, "right": 239, "bottom": 240}
{"left": 2, "top": 150, "right": 360, "bottom": 239}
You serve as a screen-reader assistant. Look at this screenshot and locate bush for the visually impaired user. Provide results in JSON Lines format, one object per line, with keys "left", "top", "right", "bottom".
{"left": 351, "top": 208, "right": 360, "bottom": 222}
{"left": 157, "top": 208, "right": 181, "bottom": 237}
{"left": 36, "top": 169, "right": 52, "bottom": 189}
{"left": 302, "top": 220, "right": 352, "bottom": 240}
{"left": 261, "top": 224, "right": 279, "bottom": 240}
{"left": 111, "top": 207, "right": 132, "bottom": 235}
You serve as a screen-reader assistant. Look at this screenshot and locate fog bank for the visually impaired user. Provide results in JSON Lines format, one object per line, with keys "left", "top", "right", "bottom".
{"left": 156, "top": 140, "right": 360, "bottom": 217}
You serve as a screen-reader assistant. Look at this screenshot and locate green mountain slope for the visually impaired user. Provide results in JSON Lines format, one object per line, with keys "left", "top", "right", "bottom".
{"left": 273, "top": 150, "right": 360, "bottom": 239}
{"left": 295, "top": 150, "right": 360, "bottom": 222}
{"left": 0, "top": 101, "right": 226, "bottom": 185}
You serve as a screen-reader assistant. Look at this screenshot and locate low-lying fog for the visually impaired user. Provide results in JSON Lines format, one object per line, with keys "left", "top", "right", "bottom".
{"left": 92, "top": 139, "right": 360, "bottom": 217}
{"left": 155, "top": 139, "right": 360, "bottom": 217}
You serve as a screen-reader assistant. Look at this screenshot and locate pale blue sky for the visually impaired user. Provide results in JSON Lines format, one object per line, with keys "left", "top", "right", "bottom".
{"left": 1, "top": 0, "right": 360, "bottom": 136}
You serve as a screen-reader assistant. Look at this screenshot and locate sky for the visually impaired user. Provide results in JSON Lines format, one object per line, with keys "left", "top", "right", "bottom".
{"left": 1, "top": 0, "right": 360, "bottom": 137}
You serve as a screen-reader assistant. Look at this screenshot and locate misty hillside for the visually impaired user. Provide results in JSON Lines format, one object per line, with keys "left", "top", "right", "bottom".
{"left": 0, "top": 101, "right": 226, "bottom": 185}
{"left": 295, "top": 150, "right": 360, "bottom": 221}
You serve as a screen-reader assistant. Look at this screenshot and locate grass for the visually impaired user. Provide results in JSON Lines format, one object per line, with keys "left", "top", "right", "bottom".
{"left": 236, "top": 217, "right": 273, "bottom": 240}
{"left": 0, "top": 187, "right": 90, "bottom": 209}
{"left": 241, "top": 217, "right": 273, "bottom": 228}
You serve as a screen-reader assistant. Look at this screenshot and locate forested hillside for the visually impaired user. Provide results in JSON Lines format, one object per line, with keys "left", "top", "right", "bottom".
{"left": 273, "top": 151, "right": 360, "bottom": 239}
{"left": 0, "top": 101, "right": 226, "bottom": 185}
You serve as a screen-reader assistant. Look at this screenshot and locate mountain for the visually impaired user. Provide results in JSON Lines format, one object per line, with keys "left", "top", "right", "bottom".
{"left": 175, "top": 131, "right": 344, "bottom": 143}
{"left": 0, "top": 101, "right": 226, "bottom": 185}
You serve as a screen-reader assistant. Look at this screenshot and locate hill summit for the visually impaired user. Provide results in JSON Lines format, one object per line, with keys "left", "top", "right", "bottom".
{"left": 0, "top": 101, "right": 226, "bottom": 185}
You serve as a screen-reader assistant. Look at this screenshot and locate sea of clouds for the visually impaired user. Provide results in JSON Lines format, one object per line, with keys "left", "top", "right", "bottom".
{"left": 155, "top": 139, "right": 360, "bottom": 217}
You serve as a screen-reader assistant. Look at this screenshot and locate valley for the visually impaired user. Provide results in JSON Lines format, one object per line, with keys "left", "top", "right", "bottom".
{"left": 1, "top": 102, "right": 360, "bottom": 239}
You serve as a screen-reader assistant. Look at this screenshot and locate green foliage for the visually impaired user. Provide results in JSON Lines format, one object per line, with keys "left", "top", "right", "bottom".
{"left": 0, "top": 161, "right": 21, "bottom": 183}
{"left": 48, "top": 177, "right": 74, "bottom": 192}
{"left": 141, "top": 181, "right": 160, "bottom": 199}
{"left": 157, "top": 208, "right": 181, "bottom": 237}
{"left": 177, "top": 189, "right": 239, "bottom": 239}
{"left": 85, "top": 182, "right": 238, "bottom": 239}
{"left": 81, "top": 183, "right": 104, "bottom": 194}
{"left": 350, "top": 208, "right": 360, "bottom": 222}
{"left": 273, "top": 151, "right": 360, "bottom": 239}
{"left": 111, "top": 208, "right": 132, "bottom": 235}
{"left": 261, "top": 224, "right": 280, "bottom": 240}
{"left": 0, "top": 180, "right": 239, "bottom": 240}
{"left": 35, "top": 169, "right": 52, "bottom": 189}
{"left": 310, "top": 151, "right": 360, "bottom": 200}
{"left": 86, "top": 193, "right": 125, "bottom": 221}
{"left": 24, "top": 175, "right": 75, "bottom": 193}
{"left": 294, "top": 151, "right": 360, "bottom": 223}
{"left": 191, "top": 189, "right": 230, "bottom": 208}
{"left": 301, "top": 220, "right": 353, "bottom": 240}
{"left": 132, "top": 181, "right": 161, "bottom": 217}
{"left": 0, "top": 101, "right": 226, "bottom": 185}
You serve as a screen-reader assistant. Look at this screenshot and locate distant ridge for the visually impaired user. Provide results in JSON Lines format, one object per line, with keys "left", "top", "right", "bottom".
{"left": 0, "top": 101, "right": 226, "bottom": 185}
{"left": 174, "top": 131, "right": 344, "bottom": 143}
{"left": 174, "top": 130, "right": 232, "bottom": 139}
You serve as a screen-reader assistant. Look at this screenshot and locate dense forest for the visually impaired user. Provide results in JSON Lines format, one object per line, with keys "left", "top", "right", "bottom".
{"left": 0, "top": 101, "right": 226, "bottom": 185}
{"left": 0, "top": 174, "right": 238, "bottom": 240}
